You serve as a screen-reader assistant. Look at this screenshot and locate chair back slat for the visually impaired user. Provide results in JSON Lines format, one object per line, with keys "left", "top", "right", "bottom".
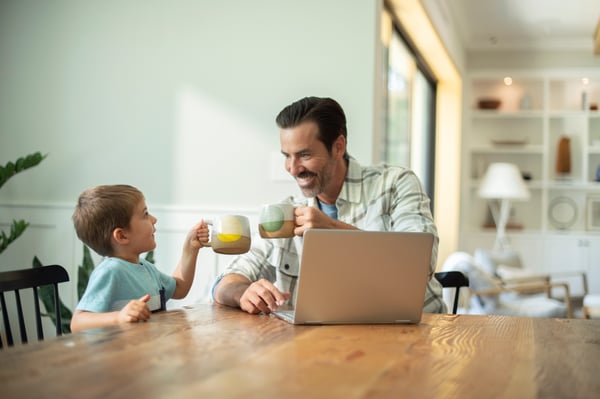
{"left": 53, "top": 284, "right": 62, "bottom": 336}
{"left": 33, "top": 287, "right": 44, "bottom": 340}
{"left": 1, "top": 292, "right": 13, "bottom": 347}
{"left": 14, "top": 290, "right": 28, "bottom": 343}
{"left": 0, "top": 265, "right": 69, "bottom": 348}
{"left": 434, "top": 271, "right": 470, "bottom": 314}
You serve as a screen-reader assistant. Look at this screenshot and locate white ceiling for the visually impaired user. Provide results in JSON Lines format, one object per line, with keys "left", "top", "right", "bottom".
{"left": 440, "top": 0, "right": 600, "bottom": 51}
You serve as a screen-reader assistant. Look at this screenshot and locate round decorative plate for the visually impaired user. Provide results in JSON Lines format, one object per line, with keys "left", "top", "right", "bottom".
{"left": 548, "top": 196, "right": 578, "bottom": 229}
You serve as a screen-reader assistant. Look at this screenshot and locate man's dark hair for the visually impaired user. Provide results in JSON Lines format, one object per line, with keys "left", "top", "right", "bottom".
{"left": 275, "top": 96, "right": 347, "bottom": 155}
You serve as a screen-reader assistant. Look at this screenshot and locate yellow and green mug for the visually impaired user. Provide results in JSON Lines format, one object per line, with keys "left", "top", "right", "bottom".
{"left": 202, "top": 215, "right": 251, "bottom": 254}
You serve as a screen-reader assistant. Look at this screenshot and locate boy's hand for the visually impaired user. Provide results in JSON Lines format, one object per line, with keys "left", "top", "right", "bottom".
{"left": 117, "top": 294, "right": 151, "bottom": 324}
{"left": 190, "top": 220, "right": 209, "bottom": 249}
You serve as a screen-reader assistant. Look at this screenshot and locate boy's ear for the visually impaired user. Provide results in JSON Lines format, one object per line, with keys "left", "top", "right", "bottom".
{"left": 112, "top": 228, "right": 129, "bottom": 244}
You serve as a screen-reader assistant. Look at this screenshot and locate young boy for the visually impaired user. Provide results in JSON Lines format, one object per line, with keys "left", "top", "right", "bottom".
{"left": 70, "top": 184, "right": 209, "bottom": 332}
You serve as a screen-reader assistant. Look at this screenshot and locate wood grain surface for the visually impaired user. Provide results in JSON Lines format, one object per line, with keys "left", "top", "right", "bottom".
{"left": 1, "top": 304, "right": 599, "bottom": 399}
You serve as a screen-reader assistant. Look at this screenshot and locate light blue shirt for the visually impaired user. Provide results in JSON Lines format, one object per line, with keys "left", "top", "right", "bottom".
{"left": 76, "top": 257, "right": 176, "bottom": 312}
{"left": 319, "top": 201, "right": 338, "bottom": 220}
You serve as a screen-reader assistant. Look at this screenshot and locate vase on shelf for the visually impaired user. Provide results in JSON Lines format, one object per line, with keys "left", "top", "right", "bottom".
{"left": 519, "top": 94, "right": 532, "bottom": 110}
{"left": 555, "top": 136, "right": 571, "bottom": 180}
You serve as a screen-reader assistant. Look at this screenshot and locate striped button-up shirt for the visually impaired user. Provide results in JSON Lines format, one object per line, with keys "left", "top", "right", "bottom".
{"left": 213, "top": 156, "right": 446, "bottom": 313}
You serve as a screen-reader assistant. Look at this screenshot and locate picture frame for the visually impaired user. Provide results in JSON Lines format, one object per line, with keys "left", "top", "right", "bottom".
{"left": 586, "top": 195, "right": 600, "bottom": 231}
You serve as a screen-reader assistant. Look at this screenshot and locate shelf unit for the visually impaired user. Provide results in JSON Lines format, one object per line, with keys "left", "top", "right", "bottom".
{"left": 462, "top": 72, "right": 600, "bottom": 235}
{"left": 460, "top": 71, "right": 600, "bottom": 292}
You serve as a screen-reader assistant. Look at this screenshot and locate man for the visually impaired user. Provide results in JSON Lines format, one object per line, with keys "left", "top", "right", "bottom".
{"left": 212, "top": 96, "right": 446, "bottom": 314}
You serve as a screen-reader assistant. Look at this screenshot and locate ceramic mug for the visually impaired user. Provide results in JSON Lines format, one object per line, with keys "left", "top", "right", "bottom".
{"left": 258, "top": 203, "right": 296, "bottom": 239}
{"left": 202, "top": 215, "right": 251, "bottom": 254}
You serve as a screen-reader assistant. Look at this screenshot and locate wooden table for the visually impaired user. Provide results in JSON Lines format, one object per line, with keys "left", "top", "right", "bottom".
{"left": 1, "top": 304, "right": 599, "bottom": 398}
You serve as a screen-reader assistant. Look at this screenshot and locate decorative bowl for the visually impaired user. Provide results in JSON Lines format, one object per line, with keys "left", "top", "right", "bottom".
{"left": 478, "top": 98, "right": 501, "bottom": 110}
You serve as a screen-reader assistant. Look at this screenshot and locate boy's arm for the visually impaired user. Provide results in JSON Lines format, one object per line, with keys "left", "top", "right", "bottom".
{"left": 70, "top": 294, "right": 152, "bottom": 333}
{"left": 171, "top": 221, "right": 208, "bottom": 299}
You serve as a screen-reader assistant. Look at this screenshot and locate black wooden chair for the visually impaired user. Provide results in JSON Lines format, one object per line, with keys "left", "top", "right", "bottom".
{"left": 434, "top": 271, "right": 470, "bottom": 314}
{"left": 0, "top": 265, "right": 70, "bottom": 348}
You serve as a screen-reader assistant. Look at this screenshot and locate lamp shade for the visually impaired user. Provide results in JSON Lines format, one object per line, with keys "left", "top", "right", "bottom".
{"left": 478, "top": 163, "right": 530, "bottom": 200}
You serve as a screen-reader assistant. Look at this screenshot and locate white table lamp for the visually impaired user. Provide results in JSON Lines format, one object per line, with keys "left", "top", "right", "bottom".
{"left": 478, "top": 163, "right": 530, "bottom": 253}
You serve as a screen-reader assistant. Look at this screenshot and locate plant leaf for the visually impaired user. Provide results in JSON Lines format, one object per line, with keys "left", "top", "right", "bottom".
{"left": 144, "top": 250, "right": 155, "bottom": 264}
{"left": 78, "top": 246, "right": 95, "bottom": 300}
{"left": 0, "top": 219, "right": 30, "bottom": 254}
{"left": 0, "top": 152, "right": 47, "bottom": 190}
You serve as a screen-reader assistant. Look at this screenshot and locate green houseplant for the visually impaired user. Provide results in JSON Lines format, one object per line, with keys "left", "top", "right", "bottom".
{"left": 0, "top": 152, "right": 47, "bottom": 254}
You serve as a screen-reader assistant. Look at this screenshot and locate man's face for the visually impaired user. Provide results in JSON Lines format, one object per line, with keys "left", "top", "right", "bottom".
{"left": 280, "top": 121, "right": 337, "bottom": 198}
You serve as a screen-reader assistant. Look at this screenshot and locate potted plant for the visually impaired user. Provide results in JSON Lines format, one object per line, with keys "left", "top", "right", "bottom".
{"left": 0, "top": 152, "right": 46, "bottom": 254}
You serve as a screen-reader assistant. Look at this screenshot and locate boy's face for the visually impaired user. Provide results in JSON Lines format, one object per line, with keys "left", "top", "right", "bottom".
{"left": 125, "top": 199, "right": 157, "bottom": 255}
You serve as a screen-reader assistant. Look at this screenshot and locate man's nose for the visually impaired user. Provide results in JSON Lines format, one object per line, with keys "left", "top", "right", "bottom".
{"left": 286, "top": 157, "right": 303, "bottom": 176}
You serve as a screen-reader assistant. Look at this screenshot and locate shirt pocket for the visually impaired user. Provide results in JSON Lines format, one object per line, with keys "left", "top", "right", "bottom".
{"left": 268, "top": 243, "right": 300, "bottom": 277}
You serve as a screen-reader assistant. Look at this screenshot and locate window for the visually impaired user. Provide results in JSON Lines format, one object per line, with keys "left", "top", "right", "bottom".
{"left": 380, "top": 9, "right": 437, "bottom": 207}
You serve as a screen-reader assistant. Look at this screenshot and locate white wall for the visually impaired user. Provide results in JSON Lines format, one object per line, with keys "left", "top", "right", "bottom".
{"left": 0, "top": 0, "right": 378, "bottom": 208}
{"left": 0, "top": 0, "right": 381, "bottom": 338}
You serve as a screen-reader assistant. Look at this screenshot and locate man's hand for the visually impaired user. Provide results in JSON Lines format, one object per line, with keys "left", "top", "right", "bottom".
{"left": 293, "top": 205, "right": 358, "bottom": 236}
{"left": 239, "top": 279, "right": 291, "bottom": 314}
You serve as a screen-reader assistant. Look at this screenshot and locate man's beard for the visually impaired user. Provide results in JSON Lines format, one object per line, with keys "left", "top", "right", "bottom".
{"left": 296, "top": 159, "right": 335, "bottom": 198}
{"left": 297, "top": 170, "right": 321, "bottom": 198}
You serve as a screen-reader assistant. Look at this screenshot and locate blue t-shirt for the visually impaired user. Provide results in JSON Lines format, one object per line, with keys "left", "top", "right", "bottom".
{"left": 76, "top": 257, "right": 176, "bottom": 312}
{"left": 319, "top": 201, "right": 338, "bottom": 220}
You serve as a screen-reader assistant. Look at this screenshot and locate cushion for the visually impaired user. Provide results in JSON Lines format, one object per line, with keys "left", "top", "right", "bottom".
{"left": 441, "top": 252, "right": 501, "bottom": 312}
{"left": 474, "top": 248, "right": 522, "bottom": 277}
{"left": 496, "top": 293, "right": 567, "bottom": 318}
{"left": 583, "top": 295, "right": 600, "bottom": 318}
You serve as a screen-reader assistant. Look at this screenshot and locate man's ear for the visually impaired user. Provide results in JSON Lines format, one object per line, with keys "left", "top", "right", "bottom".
{"left": 333, "top": 135, "right": 346, "bottom": 159}
{"left": 112, "top": 228, "right": 129, "bottom": 244}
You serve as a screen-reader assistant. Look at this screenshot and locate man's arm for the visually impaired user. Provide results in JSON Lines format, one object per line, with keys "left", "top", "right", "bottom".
{"left": 213, "top": 273, "right": 252, "bottom": 308}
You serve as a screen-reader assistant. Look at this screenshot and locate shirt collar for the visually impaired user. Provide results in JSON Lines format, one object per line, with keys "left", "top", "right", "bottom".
{"left": 303, "top": 155, "right": 362, "bottom": 207}
{"left": 339, "top": 155, "right": 363, "bottom": 204}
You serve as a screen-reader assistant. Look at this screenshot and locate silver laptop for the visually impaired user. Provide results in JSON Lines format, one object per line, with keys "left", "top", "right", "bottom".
{"left": 272, "top": 229, "right": 434, "bottom": 325}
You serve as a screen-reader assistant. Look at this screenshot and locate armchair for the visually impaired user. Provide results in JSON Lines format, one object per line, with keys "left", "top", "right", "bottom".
{"left": 440, "top": 251, "right": 576, "bottom": 318}
{"left": 474, "top": 248, "right": 588, "bottom": 311}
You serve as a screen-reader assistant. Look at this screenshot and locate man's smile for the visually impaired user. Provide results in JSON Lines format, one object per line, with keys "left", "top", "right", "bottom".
{"left": 295, "top": 171, "right": 316, "bottom": 187}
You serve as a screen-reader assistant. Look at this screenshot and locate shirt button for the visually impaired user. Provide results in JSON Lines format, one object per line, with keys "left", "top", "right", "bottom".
{"left": 284, "top": 264, "right": 290, "bottom": 270}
